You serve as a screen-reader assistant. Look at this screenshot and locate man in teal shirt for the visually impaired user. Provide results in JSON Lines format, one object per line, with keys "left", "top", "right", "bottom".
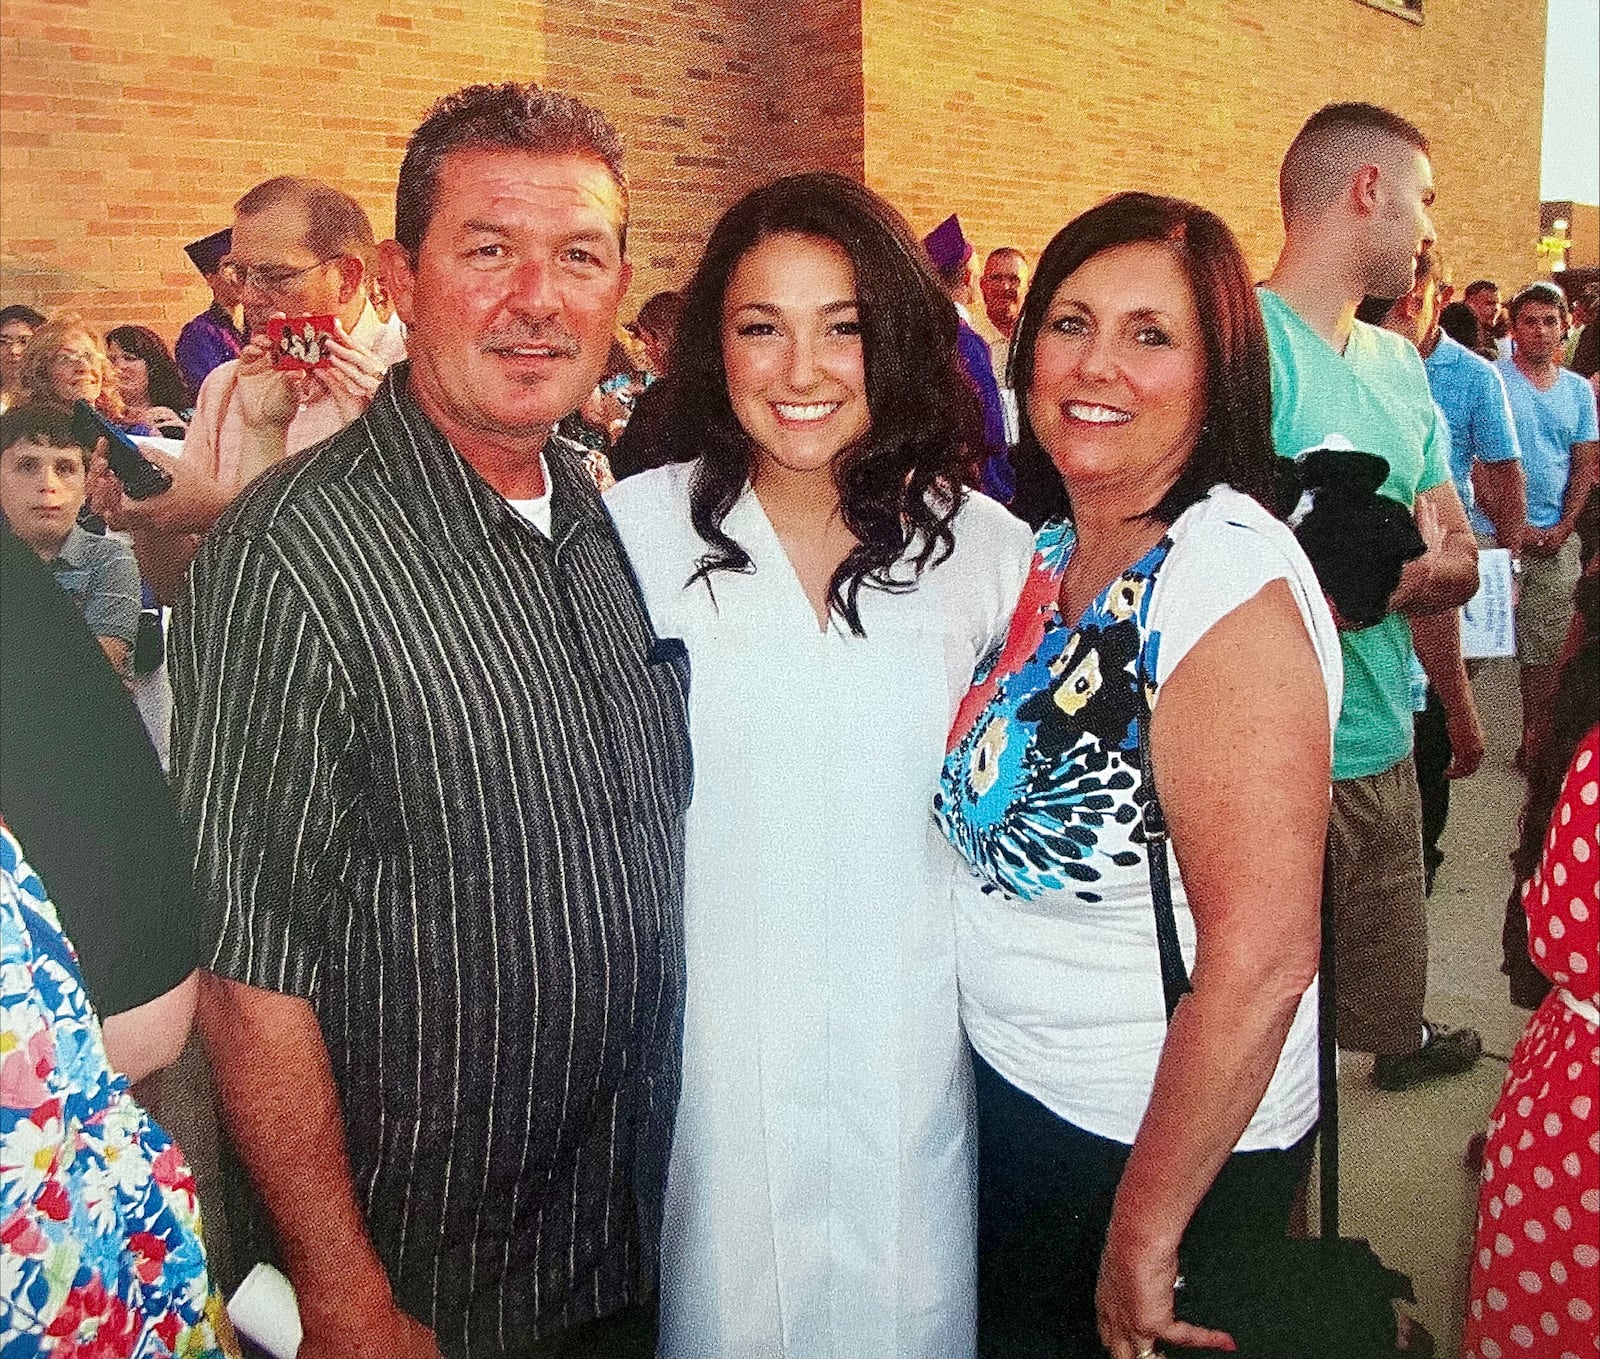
{"left": 1262, "top": 103, "right": 1482, "bottom": 1091}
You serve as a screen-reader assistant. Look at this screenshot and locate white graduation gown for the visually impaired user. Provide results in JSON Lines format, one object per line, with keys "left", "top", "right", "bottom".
{"left": 606, "top": 463, "right": 1033, "bottom": 1359}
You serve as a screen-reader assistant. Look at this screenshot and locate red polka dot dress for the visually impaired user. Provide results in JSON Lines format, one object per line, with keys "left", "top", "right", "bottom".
{"left": 1464, "top": 726, "right": 1600, "bottom": 1359}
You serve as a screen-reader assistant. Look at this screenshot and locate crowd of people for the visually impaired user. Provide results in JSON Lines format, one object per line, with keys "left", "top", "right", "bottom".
{"left": 1, "top": 80, "right": 1597, "bottom": 1359}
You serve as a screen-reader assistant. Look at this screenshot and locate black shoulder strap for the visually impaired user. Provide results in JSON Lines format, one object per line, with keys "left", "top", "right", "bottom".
{"left": 1137, "top": 697, "right": 1338, "bottom": 1240}
{"left": 1137, "top": 707, "right": 1191, "bottom": 1021}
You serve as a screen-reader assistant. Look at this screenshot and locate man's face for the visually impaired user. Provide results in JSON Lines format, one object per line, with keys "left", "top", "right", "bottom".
{"left": 0, "top": 439, "right": 87, "bottom": 557}
{"left": 208, "top": 268, "right": 244, "bottom": 313}
{"left": 1466, "top": 288, "right": 1500, "bottom": 331}
{"left": 0, "top": 319, "right": 35, "bottom": 389}
{"left": 385, "top": 149, "right": 632, "bottom": 454}
{"left": 1511, "top": 301, "right": 1566, "bottom": 364}
{"left": 1385, "top": 276, "right": 1438, "bottom": 351}
{"left": 230, "top": 201, "right": 351, "bottom": 334}
{"left": 1368, "top": 147, "right": 1437, "bottom": 300}
{"left": 980, "top": 251, "right": 1029, "bottom": 336}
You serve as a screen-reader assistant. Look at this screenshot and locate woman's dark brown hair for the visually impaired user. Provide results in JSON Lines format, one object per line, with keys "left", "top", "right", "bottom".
{"left": 1505, "top": 565, "right": 1600, "bottom": 1006}
{"left": 106, "top": 324, "right": 192, "bottom": 412}
{"left": 1007, "top": 192, "right": 1279, "bottom": 529}
{"left": 656, "top": 171, "right": 982, "bottom": 635}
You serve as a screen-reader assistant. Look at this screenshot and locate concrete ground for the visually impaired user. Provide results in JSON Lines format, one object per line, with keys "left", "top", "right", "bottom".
{"left": 1326, "top": 656, "right": 1534, "bottom": 1359}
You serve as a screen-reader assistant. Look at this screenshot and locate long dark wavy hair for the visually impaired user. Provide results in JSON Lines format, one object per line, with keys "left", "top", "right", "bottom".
{"left": 1008, "top": 192, "right": 1280, "bottom": 529}
{"left": 106, "top": 325, "right": 192, "bottom": 411}
{"left": 1514, "top": 567, "right": 1599, "bottom": 887}
{"left": 657, "top": 172, "right": 980, "bottom": 635}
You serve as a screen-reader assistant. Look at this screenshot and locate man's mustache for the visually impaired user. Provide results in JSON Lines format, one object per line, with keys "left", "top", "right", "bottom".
{"left": 481, "top": 326, "right": 582, "bottom": 358}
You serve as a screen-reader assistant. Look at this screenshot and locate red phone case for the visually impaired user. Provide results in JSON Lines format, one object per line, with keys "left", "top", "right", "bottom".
{"left": 267, "top": 315, "right": 336, "bottom": 371}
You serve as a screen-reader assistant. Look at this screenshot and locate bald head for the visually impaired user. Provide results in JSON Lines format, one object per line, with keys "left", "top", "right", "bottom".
{"left": 1279, "top": 102, "right": 1430, "bottom": 226}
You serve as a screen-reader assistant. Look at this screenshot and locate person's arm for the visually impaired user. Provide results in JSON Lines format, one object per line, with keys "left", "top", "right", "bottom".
{"left": 1095, "top": 579, "right": 1329, "bottom": 1359}
{"left": 1389, "top": 479, "right": 1480, "bottom": 614}
{"left": 1471, "top": 458, "right": 1527, "bottom": 554}
{"left": 95, "top": 635, "right": 131, "bottom": 676}
{"left": 173, "top": 530, "right": 437, "bottom": 1358}
{"left": 1529, "top": 440, "right": 1598, "bottom": 557}
{"left": 1412, "top": 607, "right": 1484, "bottom": 779}
{"left": 198, "top": 976, "right": 442, "bottom": 1359}
{"left": 101, "top": 969, "right": 197, "bottom": 1082}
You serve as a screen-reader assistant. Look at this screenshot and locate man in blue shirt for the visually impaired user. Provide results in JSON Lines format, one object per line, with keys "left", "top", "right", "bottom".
{"left": 1496, "top": 282, "right": 1599, "bottom": 764}
{"left": 1370, "top": 246, "right": 1520, "bottom": 892}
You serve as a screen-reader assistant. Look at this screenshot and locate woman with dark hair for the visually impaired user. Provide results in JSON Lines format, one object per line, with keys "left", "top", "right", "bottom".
{"left": 935, "top": 193, "right": 1343, "bottom": 1359}
{"left": 106, "top": 324, "right": 192, "bottom": 437}
{"left": 1462, "top": 565, "right": 1598, "bottom": 1359}
{"left": 606, "top": 171, "right": 1034, "bottom": 1358}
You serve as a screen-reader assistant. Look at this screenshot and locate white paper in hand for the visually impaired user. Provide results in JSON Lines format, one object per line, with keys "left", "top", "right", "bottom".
{"left": 227, "top": 1263, "right": 303, "bottom": 1358}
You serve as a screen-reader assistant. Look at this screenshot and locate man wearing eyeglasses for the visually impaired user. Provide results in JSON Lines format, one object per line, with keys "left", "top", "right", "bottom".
{"left": 89, "top": 176, "right": 406, "bottom": 599}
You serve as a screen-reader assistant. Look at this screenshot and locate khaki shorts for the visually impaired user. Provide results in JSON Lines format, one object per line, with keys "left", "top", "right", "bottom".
{"left": 1324, "top": 758, "right": 1428, "bottom": 1056}
{"left": 1516, "top": 535, "right": 1581, "bottom": 667}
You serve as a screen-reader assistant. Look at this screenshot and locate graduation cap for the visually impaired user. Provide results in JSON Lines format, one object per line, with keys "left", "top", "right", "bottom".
{"left": 922, "top": 214, "right": 974, "bottom": 275}
{"left": 184, "top": 228, "right": 232, "bottom": 277}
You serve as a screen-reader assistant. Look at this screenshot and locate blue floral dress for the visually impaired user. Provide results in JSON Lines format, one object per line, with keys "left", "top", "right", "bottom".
{"left": 1, "top": 825, "right": 225, "bottom": 1358}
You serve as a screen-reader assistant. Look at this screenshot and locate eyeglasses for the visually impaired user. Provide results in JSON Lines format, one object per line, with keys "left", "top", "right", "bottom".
{"left": 219, "top": 257, "right": 338, "bottom": 293}
{"left": 50, "top": 350, "right": 99, "bottom": 369}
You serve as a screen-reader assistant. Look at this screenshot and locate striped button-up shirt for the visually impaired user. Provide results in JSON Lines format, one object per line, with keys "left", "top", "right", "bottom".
{"left": 172, "top": 364, "right": 691, "bottom": 1356}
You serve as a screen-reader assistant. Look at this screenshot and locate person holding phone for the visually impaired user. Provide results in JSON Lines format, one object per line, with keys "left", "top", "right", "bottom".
{"left": 87, "top": 175, "right": 406, "bottom": 601}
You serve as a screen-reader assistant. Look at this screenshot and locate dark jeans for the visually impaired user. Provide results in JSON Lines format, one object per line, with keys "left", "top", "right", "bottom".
{"left": 974, "top": 1051, "right": 1315, "bottom": 1359}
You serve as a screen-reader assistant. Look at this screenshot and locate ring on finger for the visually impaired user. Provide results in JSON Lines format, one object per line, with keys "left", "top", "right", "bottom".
{"left": 1135, "top": 1348, "right": 1159, "bottom": 1359}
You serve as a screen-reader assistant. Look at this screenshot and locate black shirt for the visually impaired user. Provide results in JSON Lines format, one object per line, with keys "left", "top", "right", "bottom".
{"left": 0, "top": 527, "right": 200, "bottom": 1016}
{"left": 172, "top": 365, "right": 691, "bottom": 1355}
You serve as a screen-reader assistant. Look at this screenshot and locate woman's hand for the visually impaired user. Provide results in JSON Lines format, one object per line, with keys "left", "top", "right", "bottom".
{"left": 1096, "top": 1216, "right": 1235, "bottom": 1359}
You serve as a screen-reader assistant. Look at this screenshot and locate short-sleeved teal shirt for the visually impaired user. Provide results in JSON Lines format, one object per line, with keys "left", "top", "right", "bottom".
{"left": 1259, "top": 288, "right": 1452, "bottom": 781}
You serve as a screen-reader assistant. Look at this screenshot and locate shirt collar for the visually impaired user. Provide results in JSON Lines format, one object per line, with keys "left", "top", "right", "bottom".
{"left": 362, "top": 361, "right": 611, "bottom": 559}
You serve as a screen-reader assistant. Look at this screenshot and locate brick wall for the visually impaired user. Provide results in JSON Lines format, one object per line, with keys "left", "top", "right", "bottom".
{"left": 862, "top": 0, "right": 1548, "bottom": 301}
{"left": 0, "top": 0, "right": 1547, "bottom": 346}
{"left": 0, "top": 0, "right": 548, "bottom": 334}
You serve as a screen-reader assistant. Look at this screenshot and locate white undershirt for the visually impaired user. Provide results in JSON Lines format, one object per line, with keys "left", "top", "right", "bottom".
{"left": 505, "top": 453, "right": 553, "bottom": 537}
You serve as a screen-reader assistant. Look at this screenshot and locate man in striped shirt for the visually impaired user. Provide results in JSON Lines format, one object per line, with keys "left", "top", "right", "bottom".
{"left": 174, "top": 84, "right": 691, "bottom": 1359}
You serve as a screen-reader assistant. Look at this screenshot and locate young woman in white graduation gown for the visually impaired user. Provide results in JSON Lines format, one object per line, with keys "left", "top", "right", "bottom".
{"left": 605, "top": 173, "right": 1034, "bottom": 1359}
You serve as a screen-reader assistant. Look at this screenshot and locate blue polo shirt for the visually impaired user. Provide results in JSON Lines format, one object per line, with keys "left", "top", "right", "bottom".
{"left": 1496, "top": 358, "right": 1599, "bottom": 529}
{"left": 1423, "top": 333, "right": 1521, "bottom": 537}
{"left": 46, "top": 523, "right": 141, "bottom": 645}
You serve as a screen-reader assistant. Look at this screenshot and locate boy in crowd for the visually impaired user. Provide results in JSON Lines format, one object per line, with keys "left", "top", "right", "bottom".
{"left": 0, "top": 403, "right": 140, "bottom": 675}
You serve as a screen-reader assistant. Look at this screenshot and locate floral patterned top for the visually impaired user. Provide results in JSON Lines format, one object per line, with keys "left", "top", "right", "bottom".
{"left": 1, "top": 824, "right": 226, "bottom": 1358}
{"left": 936, "top": 486, "right": 1342, "bottom": 1145}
